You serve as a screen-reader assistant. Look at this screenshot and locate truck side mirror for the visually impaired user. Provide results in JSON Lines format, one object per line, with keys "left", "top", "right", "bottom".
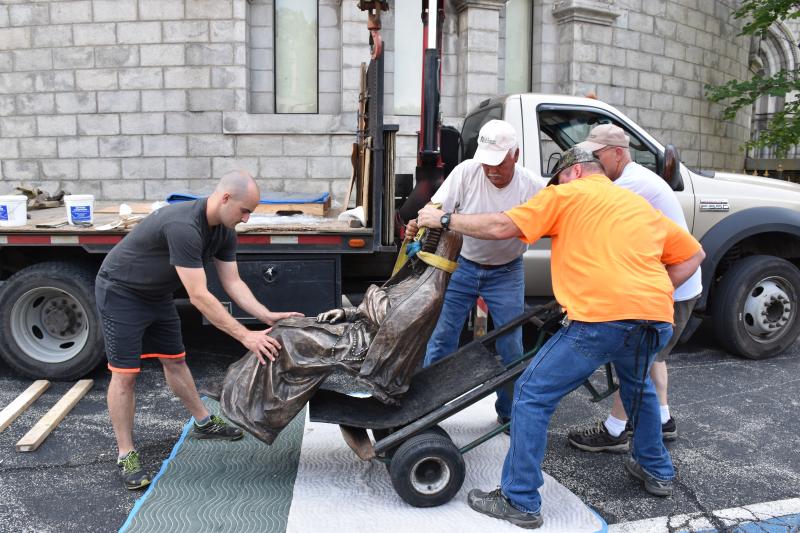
{"left": 660, "top": 144, "right": 684, "bottom": 191}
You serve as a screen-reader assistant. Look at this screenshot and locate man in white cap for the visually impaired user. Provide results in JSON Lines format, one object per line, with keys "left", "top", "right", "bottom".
{"left": 565, "top": 123, "right": 703, "bottom": 453}
{"left": 407, "top": 119, "right": 541, "bottom": 427}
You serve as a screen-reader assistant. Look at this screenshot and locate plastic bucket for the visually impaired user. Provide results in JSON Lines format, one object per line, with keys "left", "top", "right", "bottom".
{"left": 0, "top": 195, "right": 28, "bottom": 227}
{"left": 65, "top": 194, "right": 95, "bottom": 225}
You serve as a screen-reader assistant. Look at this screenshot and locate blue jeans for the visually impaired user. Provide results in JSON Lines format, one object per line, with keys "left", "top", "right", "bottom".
{"left": 424, "top": 255, "right": 524, "bottom": 418}
{"left": 500, "top": 320, "right": 674, "bottom": 513}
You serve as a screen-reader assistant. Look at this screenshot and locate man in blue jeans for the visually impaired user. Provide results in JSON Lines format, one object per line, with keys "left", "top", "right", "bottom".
{"left": 417, "top": 147, "right": 705, "bottom": 529}
{"left": 407, "top": 120, "right": 541, "bottom": 425}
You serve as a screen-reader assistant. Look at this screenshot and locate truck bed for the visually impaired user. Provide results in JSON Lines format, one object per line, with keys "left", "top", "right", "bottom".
{"left": 0, "top": 202, "right": 372, "bottom": 235}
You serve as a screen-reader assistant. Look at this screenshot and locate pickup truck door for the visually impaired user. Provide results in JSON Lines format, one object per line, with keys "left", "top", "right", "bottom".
{"left": 520, "top": 103, "right": 695, "bottom": 298}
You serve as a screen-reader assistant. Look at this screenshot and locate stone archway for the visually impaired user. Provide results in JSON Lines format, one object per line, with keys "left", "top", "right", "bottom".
{"left": 747, "top": 21, "right": 799, "bottom": 167}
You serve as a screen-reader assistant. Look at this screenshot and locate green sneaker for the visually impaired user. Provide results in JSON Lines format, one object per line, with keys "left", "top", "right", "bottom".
{"left": 191, "top": 415, "right": 244, "bottom": 441}
{"left": 117, "top": 450, "right": 151, "bottom": 491}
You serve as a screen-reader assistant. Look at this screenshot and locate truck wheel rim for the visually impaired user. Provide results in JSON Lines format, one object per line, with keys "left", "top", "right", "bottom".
{"left": 410, "top": 456, "right": 450, "bottom": 495}
{"left": 742, "top": 277, "right": 793, "bottom": 343}
{"left": 10, "top": 287, "right": 89, "bottom": 364}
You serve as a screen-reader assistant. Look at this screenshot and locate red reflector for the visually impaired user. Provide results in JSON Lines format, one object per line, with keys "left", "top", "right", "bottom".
{"left": 298, "top": 235, "right": 341, "bottom": 245}
{"left": 238, "top": 235, "right": 270, "bottom": 245}
{"left": 79, "top": 235, "right": 123, "bottom": 245}
{"left": 7, "top": 235, "right": 51, "bottom": 244}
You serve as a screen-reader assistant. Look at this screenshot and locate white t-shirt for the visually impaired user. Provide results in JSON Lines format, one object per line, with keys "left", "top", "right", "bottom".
{"left": 432, "top": 159, "right": 542, "bottom": 265}
{"left": 615, "top": 162, "right": 702, "bottom": 301}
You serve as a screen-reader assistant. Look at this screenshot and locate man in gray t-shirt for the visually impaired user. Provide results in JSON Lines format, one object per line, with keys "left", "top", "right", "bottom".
{"left": 97, "top": 170, "right": 302, "bottom": 490}
{"left": 408, "top": 120, "right": 541, "bottom": 425}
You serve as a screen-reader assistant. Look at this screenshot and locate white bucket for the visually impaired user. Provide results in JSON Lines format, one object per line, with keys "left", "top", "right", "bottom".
{"left": 65, "top": 194, "right": 95, "bottom": 225}
{"left": 0, "top": 195, "right": 28, "bottom": 227}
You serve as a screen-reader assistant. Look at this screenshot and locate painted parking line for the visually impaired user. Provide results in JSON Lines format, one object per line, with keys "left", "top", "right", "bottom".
{"left": 609, "top": 497, "right": 800, "bottom": 532}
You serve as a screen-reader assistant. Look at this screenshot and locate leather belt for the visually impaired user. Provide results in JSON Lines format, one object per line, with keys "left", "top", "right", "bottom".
{"left": 462, "top": 257, "right": 517, "bottom": 270}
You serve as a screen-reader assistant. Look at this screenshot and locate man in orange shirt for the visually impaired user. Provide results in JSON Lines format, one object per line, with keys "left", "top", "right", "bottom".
{"left": 417, "top": 147, "right": 705, "bottom": 529}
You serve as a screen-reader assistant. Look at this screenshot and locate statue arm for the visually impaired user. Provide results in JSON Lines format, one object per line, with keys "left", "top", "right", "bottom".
{"left": 316, "top": 307, "right": 359, "bottom": 323}
{"left": 316, "top": 285, "right": 390, "bottom": 325}
{"left": 357, "top": 285, "right": 390, "bottom": 325}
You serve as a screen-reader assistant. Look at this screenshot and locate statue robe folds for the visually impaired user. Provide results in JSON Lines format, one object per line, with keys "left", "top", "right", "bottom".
{"left": 220, "top": 230, "right": 463, "bottom": 444}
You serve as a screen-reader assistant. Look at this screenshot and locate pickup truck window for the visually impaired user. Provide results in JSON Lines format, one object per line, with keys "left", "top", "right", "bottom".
{"left": 461, "top": 105, "right": 504, "bottom": 160}
{"left": 536, "top": 107, "right": 657, "bottom": 177}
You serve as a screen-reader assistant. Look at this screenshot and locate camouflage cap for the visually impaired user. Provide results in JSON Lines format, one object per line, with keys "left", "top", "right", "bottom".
{"left": 547, "top": 146, "right": 601, "bottom": 186}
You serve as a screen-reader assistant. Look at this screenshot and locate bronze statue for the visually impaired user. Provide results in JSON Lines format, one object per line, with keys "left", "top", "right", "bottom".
{"left": 219, "top": 229, "right": 463, "bottom": 444}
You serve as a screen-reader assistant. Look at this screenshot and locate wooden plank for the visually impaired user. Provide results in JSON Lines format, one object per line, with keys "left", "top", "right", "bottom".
{"left": 252, "top": 196, "right": 330, "bottom": 217}
{"left": 360, "top": 139, "right": 372, "bottom": 222}
{"left": 16, "top": 380, "right": 93, "bottom": 452}
{"left": 0, "top": 380, "right": 50, "bottom": 433}
{"left": 342, "top": 142, "right": 359, "bottom": 209}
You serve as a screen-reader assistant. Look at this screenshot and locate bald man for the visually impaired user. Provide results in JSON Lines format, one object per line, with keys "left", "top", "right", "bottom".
{"left": 96, "top": 170, "right": 302, "bottom": 490}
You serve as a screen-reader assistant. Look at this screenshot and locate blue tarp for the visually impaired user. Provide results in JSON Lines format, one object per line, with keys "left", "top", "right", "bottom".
{"left": 165, "top": 192, "right": 330, "bottom": 205}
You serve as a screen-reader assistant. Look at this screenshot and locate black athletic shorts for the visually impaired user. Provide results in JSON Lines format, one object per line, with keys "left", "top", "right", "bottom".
{"left": 95, "top": 274, "right": 185, "bottom": 374}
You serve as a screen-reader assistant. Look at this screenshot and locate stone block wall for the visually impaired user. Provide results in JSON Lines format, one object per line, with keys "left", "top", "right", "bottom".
{"left": 0, "top": 0, "right": 250, "bottom": 199}
{"left": 0, "top": 0, "right": 770, "bottom": 202}
{"left": 543, "top": 0, "right": 752, "bottom": 170}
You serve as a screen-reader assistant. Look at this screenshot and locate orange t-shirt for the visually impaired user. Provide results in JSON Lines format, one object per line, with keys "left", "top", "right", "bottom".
{"left": 505, "top": 174, "right": 701, "bottom": 324}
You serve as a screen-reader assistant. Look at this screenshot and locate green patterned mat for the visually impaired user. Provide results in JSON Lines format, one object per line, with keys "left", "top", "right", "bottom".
{"left": 121, "top": 399, "right": 305, "bottom": 533}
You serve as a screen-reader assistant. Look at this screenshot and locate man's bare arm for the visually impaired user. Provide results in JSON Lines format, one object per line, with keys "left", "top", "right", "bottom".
{"left": 417, "top": 205, "right": 521, "bottom": 240}
{"left": 175, "top": 266, "right": 282, "bottom": 364}
{"left": 214, "top": 259, "right": 303, "bottom": 325}
{"left": 665, "top": 248, "right": 706, "bottom": 288}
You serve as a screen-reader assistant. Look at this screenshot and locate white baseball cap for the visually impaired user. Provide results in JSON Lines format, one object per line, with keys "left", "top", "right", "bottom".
{"left": 473, "top": 119, "right": 518, "bottom": 166}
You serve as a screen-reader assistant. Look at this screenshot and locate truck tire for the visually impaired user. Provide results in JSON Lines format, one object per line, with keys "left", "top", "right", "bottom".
{"left": 388, "top": 431, "right": 465, "bottom": 507}
{"left": 0, "top": 261, "right": 105, "bottom": 380}
{"left": 711, "top": 255, "right": 800, "bottom": 359}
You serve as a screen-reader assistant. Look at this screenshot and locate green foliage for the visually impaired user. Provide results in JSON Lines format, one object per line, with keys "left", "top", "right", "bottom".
{"left": 732, "top": 0, "right": 800, "bottom": 35}
{"left": 704, "top": 1, "right": 800, "bottom": 157}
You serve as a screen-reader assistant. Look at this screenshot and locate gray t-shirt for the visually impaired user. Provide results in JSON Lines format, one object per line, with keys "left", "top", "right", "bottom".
{"left": 99, "top": 198, "right": 237, "bottom": 298}
{"left": 615, "top": 162, "right": 702, "bottom": 301}
{"left": 432, "top": 159, "right": 542, "bottom": 265}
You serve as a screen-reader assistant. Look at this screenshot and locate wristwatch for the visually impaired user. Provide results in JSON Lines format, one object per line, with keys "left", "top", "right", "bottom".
{"left": 440, "top": 212, "right": 452, "bottom": 230}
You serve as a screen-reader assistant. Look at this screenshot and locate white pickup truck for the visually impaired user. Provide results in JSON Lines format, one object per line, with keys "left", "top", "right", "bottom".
{"left": 459, "top": 94, "right": 800, "bottom": 360}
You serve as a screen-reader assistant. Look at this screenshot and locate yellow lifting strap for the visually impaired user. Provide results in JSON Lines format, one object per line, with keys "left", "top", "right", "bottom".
{"left": 391, "top": 203, "right": 458, "bottom": 276}
{"left": 415, "top": 250, "right": 458, "bottom": 273}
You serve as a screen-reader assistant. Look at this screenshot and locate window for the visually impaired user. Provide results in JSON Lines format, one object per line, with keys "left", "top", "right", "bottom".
{"left": 504, "top": 0, "right": 532, "bottom": 93}
{"left": 460, "top": 105, "right": 504, "bottom": 159}
{"left": 393, "top": 2, "right": 424, "bottom": 115}
{"left": 274, "top": 0, "right": 318, "bottom": 113}
{"left": 536, "top": 107, "right": 658, "bottom": 176}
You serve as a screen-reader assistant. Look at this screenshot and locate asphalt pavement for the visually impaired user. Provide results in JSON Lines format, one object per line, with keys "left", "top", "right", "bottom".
{"left": 0, "top": 322, "right": 798, "bottom": 532}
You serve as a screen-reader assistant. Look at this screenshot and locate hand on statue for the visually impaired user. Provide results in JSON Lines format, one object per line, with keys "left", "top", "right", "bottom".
{"left": 417, "top": 206, "right": 445, "bottom": 229}
{"left": 263, "top": 310, "right": 304, "bottom": 325}
{"left": 316, "top": 308, "right": 346, "bottom": 324}
{"left": 240, "top": 328, "right": 281, "bottom": 365}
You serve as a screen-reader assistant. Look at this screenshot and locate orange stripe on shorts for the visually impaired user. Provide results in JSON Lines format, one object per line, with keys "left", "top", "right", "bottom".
{"left": 108, "top": 364, "right": 140, "bottom": 374}
{"left": 140, "top": 352, "right": 186, "bottom": 359}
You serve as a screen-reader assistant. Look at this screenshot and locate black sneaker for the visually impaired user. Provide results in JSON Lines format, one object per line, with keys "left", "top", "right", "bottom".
{"left": 468, "top": 488, "right": 543, "bottom": 529}
{"left": 567, "top": 421, "right": 630, "bottom": 453}
{"left": 624, "top": 417, "right": 678, "bottom": 441}
{"left": 117, "top": 450, "right": 151, "bottom": 491}
{"left": 624, "top": 458, "right": 673, "bottom": 496}
{"left": 191, "top": 415, "right": 244, "bottom": 440}
{"left": 661, "top": 417, "right": 677, "bottom": 440}
{"left": 497, "top": 416, "right": 511, "bottom": 436}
